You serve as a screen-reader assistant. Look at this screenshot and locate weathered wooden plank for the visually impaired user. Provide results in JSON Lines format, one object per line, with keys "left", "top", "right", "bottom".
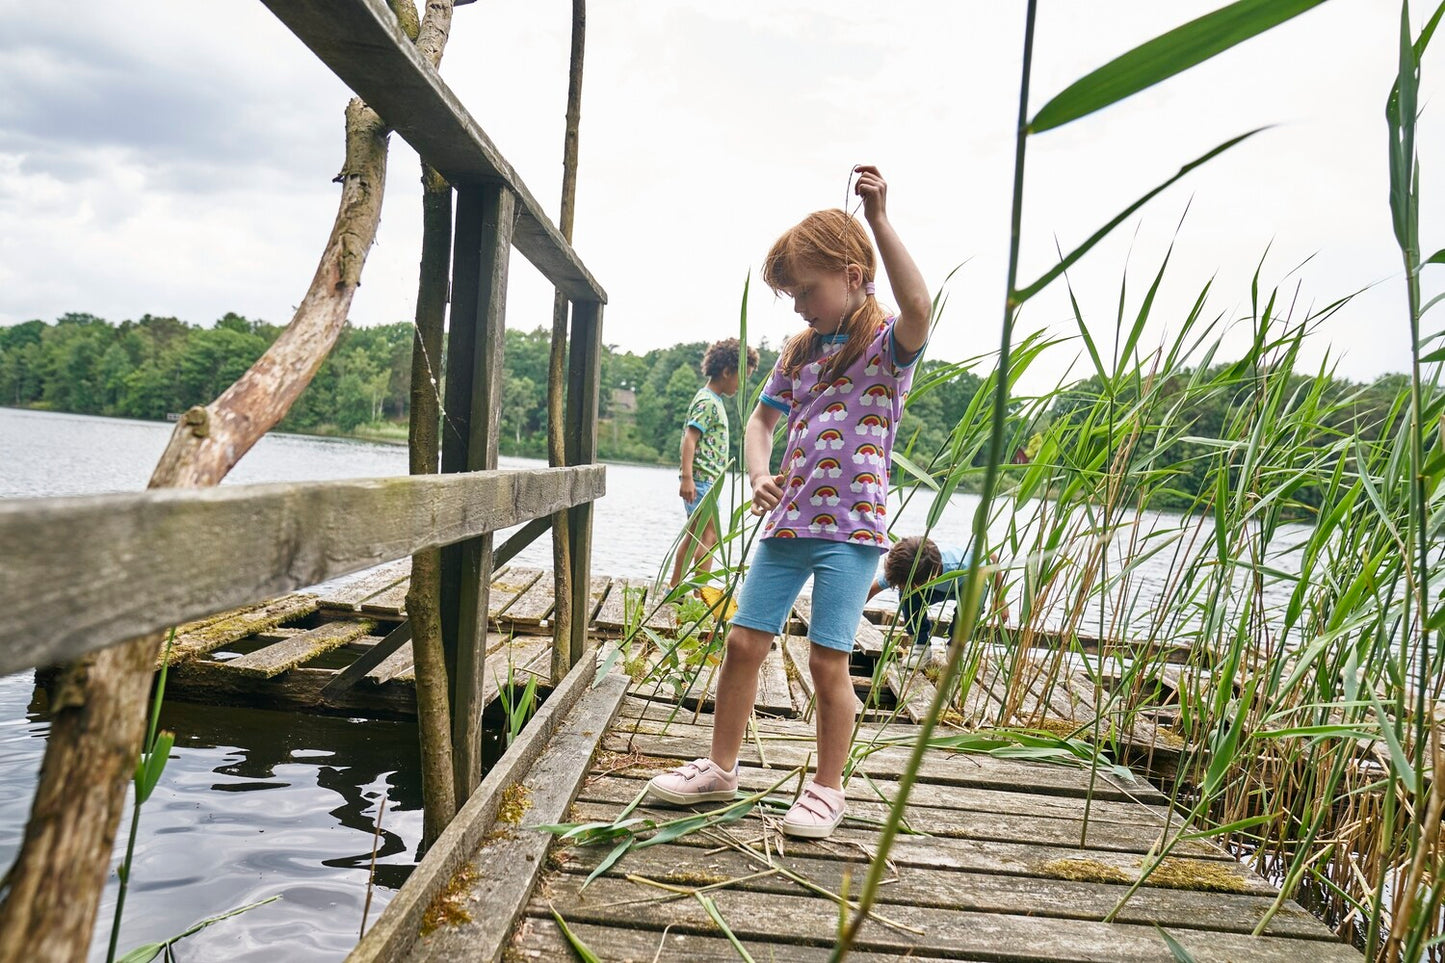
{"left": 359, "top": 580, "right": 411, "bottom": 617}
{"left": 638, "top": 580, "right": 678, "bottom": 634}
{"left": 485, "top": 634, "right": 552, "bottom": 684}
{"left": 583, "top": 762, "right": 1189, "bottom": 844}
{"left": 405, "top": 673, "right": 629, "bottom": 962}
{"left": 165, "top": 594, "right": 321, "bottom": 666}
{"left": 565, "top": 300, "right": 603, "bottom": 668}
{"left": 366, "top": 642, "right": 417, "bottom": 686}
{"left": 318, "top": 559, "right": 412, "bottom": 610}
{"left": 492, "top": 515, "right": 550, "bottom": 569}
{"left": 883, "top": 661, "right": 948, "bottom": 726}
{"left": 782, "top": 633, "right": 863, "bottom": 715}
{"left": 321, "top": 621, "right": 413, "bottom": 696}
{"left": 165, "top": 662, "right": 415, "bottom": 719}
{"left": 224, "top": 619, "right": 377, "bottom": 679}
{"left": 756, "top": 644, "right": 795, "bottom": 717}
{"left": 487, "top": 567, "right": 543, "bottom": 620}
{"left": 583, "top": 574, "right": 610, "bottom": 624}
{"left": 1, "top": 466, "right": 605, "bottom": 676}
{"left": 853, "top": 615, "right": 887, "bottom": 657}
{"left": 573, "top": 779, "right": 1198, "bottom": 857}
{"left": 593, "top": 578, "right": 645, "bottom": 633}
{"left": 257, "top": 0, "right": 605, "bottom": 304}
{"left": 346, "top": 659, "right": 615, "bottom": 963}
{"left": 552, "top": 838, "right": 1326, "bottom": 938}
{"left": 600, "top": 729, "right": 1155, "bottom": 806}
{"left": 501, "top": 570, "right": 555, "bottom": 627}
{"left": 529, "top": 874, "right": 1363, "bottom": 962}
{"left": 511, "top": 916, "right": 966, "bottom": 963}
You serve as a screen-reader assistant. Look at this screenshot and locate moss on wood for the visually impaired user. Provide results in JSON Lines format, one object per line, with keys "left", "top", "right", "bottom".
{"left": 420, "top": 860, "right": 480, "bottom": 935}
{"left": 498, "top": 783, "right": 533, "bottom": 825}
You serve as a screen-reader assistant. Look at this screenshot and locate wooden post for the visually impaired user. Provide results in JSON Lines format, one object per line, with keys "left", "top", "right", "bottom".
{"left": 565, "top": 299, "right": 603, "bottom": 666}
{"left": 440, "top": 182, "right": 513, "bottom": 804}
{"left": 548, "top": 0, "right": 588, "bottom": 684}
{"left": 406, "top": 163, "right": 457, "bottom": 849}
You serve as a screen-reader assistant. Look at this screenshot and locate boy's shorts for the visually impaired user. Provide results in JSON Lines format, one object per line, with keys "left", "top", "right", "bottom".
{"left": 682, "top": 477, "right": 716, "bottom": 519}
{"left": 731, "top": 536, "right": 880, "bottom": 653}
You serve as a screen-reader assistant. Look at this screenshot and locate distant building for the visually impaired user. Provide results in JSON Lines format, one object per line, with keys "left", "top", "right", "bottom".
{"left": 611, "top": 388, "right": 637, "bottom": 415}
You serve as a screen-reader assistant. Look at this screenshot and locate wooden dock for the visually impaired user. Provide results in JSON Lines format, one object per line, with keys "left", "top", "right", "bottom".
{"left": 141, "top": 564, "right": 1184, "bottom": 777}
{"left": 347, "top": 652, "right": 1364, "bottom": 963}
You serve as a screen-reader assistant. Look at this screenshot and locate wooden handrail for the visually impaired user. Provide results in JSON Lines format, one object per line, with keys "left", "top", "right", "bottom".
{"left": 0, "top": 465, "right": 604, "bottom": 677}
{"left": 258, "top": 0, "right": 606, "bottom": 305}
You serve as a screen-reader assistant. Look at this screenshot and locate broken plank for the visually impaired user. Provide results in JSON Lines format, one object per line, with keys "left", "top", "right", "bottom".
{"left": 593, "top": 578, "right": 646, "bottom": 633}
{"left": 225, "top": 619, "right": 377, "bottom": 679}
{"left": 165, "top": 594, "right": 320, "bottom": 665}
{"left": 365, "top": 642, "right": 415, "bottom": 686}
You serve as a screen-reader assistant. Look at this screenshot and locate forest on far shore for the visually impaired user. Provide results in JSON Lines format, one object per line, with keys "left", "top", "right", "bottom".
{"left": 0, "top": 311, "right": 1411, "bottom": 512}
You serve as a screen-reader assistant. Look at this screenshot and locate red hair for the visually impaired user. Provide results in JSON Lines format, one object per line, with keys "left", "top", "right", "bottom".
{"left": 763, "top": 209, "right": 886, "bottom": 380}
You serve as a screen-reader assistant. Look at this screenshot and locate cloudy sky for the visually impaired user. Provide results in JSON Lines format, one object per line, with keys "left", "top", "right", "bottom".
{"left": 1, "top": 0, "right": 1441, "bottom": 389}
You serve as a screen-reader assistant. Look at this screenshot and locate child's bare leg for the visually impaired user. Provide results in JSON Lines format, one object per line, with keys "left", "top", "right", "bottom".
{"left": 668, "top": 516, "right": 702, "bottom": 589}
{"left": 808, "top": 644, "right": 855, "bottom": 791}
{"left": 690, "top": 518, "right": 720, "bottom": 576}
{"left": 708, "top": 624, "right": 773, "bottom": 769}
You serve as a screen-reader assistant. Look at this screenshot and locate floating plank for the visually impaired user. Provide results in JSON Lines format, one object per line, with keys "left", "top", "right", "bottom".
{"left": 165, "top": 594, "right": 320, "bottom": 666}
{"left": 165, "top": 661, "right": 414, "bottom": 719}
{"left": 502, "top": 570, "right": 556, "bottom": 627}
{"left": 1, "top": 465, "right": 606, "bottom": 676}
{"left": 224, "top": 619, "right": 377, "bottom": 679}
{"left": 318, "top": 559, "right": 411, "bottom": 610}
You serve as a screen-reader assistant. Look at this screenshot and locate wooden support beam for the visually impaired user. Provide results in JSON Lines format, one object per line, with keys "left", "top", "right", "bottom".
{"left": 493, "top": 515, "right": 551, "bottom": 569}
{"left": 565, "top": 300, "right": 603, "bottom": 668}
{"left": 320, "top": 621, "right": 414, "bottom": 697}
{"left": 256, "top": 0, "right": 604, "bottom": 304}
{"left": 0, "top": 466, "right": 602, "bottom": 678}
{"left": 439, "top": 183, "right": 514, "bottom": 805}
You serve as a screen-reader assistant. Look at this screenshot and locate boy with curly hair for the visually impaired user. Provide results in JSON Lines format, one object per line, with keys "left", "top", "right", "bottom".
{"left": 866, "top": 535, "right": 1008, "bottom": 660}
{"left": 668, "top": 337, "right": 759, "bottom": 589}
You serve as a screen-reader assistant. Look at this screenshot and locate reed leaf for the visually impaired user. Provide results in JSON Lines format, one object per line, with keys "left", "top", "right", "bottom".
{"left": 1029, "top": 0, "right": 1330, "bottom": 133}
{"left": 1013, "top": 129, "right": 1265, "bottom": 305}
{"left": 550, "top": 906, "right": 602, "bottom": 963}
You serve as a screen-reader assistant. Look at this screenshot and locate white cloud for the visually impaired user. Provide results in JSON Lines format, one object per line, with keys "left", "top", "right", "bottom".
{"left": 0, "top": 0, "right": 1438, "bottom": 388}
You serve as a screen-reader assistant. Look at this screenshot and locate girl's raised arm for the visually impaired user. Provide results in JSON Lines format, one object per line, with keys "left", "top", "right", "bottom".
{"left": 854, "top": 165, "right": 931, "bottom": 357}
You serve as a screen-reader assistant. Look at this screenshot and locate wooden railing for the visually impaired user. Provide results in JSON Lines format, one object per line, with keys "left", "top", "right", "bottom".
{"left": 1, "top": 0, "right": 609, "bottom": 801}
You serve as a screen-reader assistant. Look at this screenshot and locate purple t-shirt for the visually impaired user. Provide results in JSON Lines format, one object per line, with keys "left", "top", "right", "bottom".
{"left": 758, "top": 318, "right": 920, "bottom": 549}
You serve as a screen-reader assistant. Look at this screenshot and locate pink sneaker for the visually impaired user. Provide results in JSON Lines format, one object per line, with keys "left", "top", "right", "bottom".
{"left": 646, "top": 758, "right": 740, "bottom": 805}
{"left": 780, "top": 782, "right": 847, "bottom": 839}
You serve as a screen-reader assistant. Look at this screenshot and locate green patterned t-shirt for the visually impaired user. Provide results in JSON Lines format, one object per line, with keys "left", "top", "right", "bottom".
{"left": 683, "top": 386, "right": 729, "bottom": 482}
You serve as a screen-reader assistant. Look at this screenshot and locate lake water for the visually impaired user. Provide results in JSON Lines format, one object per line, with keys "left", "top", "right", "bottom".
{"left": 0, "top": 407, "right": 1298, "bottom": 960}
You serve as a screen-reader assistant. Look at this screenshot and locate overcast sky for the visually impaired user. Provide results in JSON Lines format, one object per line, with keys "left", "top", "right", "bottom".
{"left": 1, "top": 0, "right": 1441, "bottom": 389}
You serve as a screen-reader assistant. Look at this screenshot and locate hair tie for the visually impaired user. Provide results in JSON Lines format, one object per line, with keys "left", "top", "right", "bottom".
{"left": 863, "top": 281, "right": 876, "bottom": 296}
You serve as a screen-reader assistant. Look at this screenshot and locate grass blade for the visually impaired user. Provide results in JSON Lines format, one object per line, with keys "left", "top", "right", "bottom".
{"left": 550, "top": 906, "right": 602, "bottom": 963}
{"left": 1029, "top": 0, "right": 1329, "bottom": 133}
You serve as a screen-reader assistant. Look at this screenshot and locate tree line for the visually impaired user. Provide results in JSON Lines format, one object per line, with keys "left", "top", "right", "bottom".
{"left": 0, "top": 312, "right": 1410, "bottom": 513}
